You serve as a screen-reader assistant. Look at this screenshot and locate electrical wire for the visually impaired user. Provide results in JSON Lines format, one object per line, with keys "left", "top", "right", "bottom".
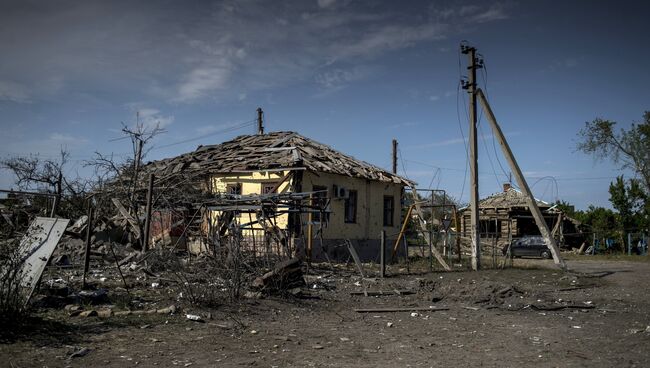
{"left": 479, "top": 122, "right": 504, "bottom": 189}
{"left": 457, "top": 47, "right": 471, "bottom": 203}
{"left": 530, "top": 176, "right": 560, "bottom": 202}
{"left": 153, "top": 119, "right": 257, "bottom": 150}
{"left": 478, "top": 55, "right": 510, "bottom": 181}
{"left": 397, "top": 148, "right": 411, "bottom": 183}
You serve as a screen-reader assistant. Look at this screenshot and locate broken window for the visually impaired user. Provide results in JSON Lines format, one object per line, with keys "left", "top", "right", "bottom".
{"left": 261, "top": 182, "right": 279, "bottom": 194}
{"left": 479, "top": 219, "right": 501, "bottom": 238}
{"left": 312, "top": 185, "right": 329, "bottom": 222}
{"left": 344, "top": 190, "right": 357, "bottom": 223}
{"left": 383, "top": 195, "right": 394, "bottom": 226}
{"left": 226, "top": 183, "right": 242, "bottom": 195}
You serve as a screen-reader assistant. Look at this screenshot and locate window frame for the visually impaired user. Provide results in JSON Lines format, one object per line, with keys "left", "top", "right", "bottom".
{"left": 344, "top": 190, "right": 358, "bottom": 224}
{"left": 383, "top": 195, "right": 394, "bottom": 227}
{"left": 261, "top": 182, "right": 279, "bottom": 194}
{"left": 312, "top": 185, "right": 329, "bottom": 223}
{"left": 226, "top": 182, "right": 242, "bottom": 195}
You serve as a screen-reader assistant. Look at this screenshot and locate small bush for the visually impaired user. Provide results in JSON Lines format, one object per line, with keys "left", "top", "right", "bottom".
{"left": 0, "top": 237, "right": 29, "bottom": 323}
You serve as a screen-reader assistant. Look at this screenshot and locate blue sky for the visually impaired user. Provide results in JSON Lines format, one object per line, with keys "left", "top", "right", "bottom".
{"left": 1, "top": 0, "right": 649, "bottom": 210}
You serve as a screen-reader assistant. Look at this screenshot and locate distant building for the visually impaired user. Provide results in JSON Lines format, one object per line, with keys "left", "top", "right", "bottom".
{"left": 459, "top": 183, "right": 584, "bottom": 247}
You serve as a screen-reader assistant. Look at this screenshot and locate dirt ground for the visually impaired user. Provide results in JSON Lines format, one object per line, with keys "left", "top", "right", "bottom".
{"left": 2, "top": 258, "right": 649, "bottom": 367}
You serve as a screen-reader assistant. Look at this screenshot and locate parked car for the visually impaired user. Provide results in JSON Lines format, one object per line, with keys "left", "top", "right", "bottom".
{"left": 503, "top": 235, "right": 552, "bottom": 259}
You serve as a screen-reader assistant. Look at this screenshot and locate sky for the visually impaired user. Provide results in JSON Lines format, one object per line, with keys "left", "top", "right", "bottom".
{"left": 1, "top": 0, "right": 649, "bottom": 210}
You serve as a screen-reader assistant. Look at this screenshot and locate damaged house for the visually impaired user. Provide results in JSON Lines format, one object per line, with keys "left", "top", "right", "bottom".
{"left": 144, "top": 131, "right": 412, "bottom": 261}
{"left": 459, "top": 184, "right": 584, "bottom": 247}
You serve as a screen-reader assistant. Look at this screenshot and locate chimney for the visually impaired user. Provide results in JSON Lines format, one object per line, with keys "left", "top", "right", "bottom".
{"left": 256, "top": 107, "right": 264, "bottom": 135}
{"left": 503, "top": 183, "right": 511, "bottom": 192}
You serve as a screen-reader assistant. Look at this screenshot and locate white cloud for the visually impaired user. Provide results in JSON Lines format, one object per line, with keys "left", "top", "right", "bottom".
{"left": 387, "top": 121, "right": 421, "bottom": 130}
{"left": 49, "top": 133, "right": 88, "bottom": 144}
{"left": 545, "top": 57, "right": 581, "bottom": 72}
{"left": 330, "top": 23, "right": 447, "bottom": 61}
{"left": 0, "top": 1, "right": 511, "bottom": 104}
{"left": 459, "top": 5, "right": 480, "bottom": 16}
{"left": 0, "top": 80, "right": 31, "bottom": 103}
{"left": 124, "top": 105, "right": 175, "bottom": 130}
{"left": 314, "top": 66, "right": 373, "bottom": 89}
{"left": 195, "top": 124, "right": 227, "bottom": 135}
{"left": 175, "top": 64, "right": 232, "bottom": 102}
{"left": 408, "top": 131, "right": 521, "bottom": 150}
{"left": 317, "top": 0, "right": 336, "bottom": 9}
{"left": 470, "top": 5, "right": 509, "bottom": 23}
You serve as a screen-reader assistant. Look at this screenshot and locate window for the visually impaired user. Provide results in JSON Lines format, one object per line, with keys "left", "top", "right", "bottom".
{"left": 226, "top": 183, "right": 242, "bottom": 195}
{"left": 383, "top": 196, "right": 394, "bottom": 226}
{"left": 344, "top": 190, "right": 357, "bottom": 223}
{"left": 261, "top": 182, "right": 279, "bottom": 194}
{"left": 479, "top": 219, "right": 501, "bottom": 238}
{"left": 312, "top": 185, "right": 329, "bottom": 222}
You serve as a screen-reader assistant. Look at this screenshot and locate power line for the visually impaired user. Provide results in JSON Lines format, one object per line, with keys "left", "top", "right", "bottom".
{"left": 479, "top": 122, "right": 505, "bottom": 189}
{"left": 456, "top": 48, "right": 471, "bottom": 203}
{"left": 153, "top": 119, "right": 256, "bottom": 150}
{"left": 478, "top": 58, "right": 510, "bottom": 181}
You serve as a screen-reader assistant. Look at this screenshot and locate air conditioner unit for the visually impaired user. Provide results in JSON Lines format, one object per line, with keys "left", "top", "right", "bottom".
{"left": 334, "top": 185, "right": 349, "bottom": 199}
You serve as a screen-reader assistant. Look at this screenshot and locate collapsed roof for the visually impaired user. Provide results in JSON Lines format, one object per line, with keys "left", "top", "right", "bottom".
{"left": 144, "top": 131, "right": 412, "bottom": 186}
{"left": 460, "top": 187, "right": 550, "bottom": 211}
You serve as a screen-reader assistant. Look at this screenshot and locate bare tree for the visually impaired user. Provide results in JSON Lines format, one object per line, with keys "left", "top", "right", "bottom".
{"left": 85, "top": 118, "right": 166, "bottom": 247}
{"left": 1, "top": 148, "right": 91, "bottom": 217}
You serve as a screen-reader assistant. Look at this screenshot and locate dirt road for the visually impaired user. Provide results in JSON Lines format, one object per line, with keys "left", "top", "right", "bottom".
{"left": 2, "top": 259, "right": 649, "bottom": 367}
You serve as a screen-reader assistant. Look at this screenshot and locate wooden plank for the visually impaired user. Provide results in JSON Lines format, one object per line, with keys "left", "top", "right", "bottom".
{"left": 346, "top": 239, "right": 365, "bottom": 279}
{"left": 391, "top": 204, "right": 413, "bottom": 261}
{"left": 350, "top": 290, "right": 415, "bottom": 296}
{"left": 410, "top": 194, "right": 451, "bottom": 271}
{"left": 354, "top": 306, "right": 449, "bottom": 313}
{"left": 111, "top": 198, "right": 141, "bottom": 239}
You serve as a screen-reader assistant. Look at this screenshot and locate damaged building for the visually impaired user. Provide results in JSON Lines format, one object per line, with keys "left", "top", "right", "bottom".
{"left": 144, "top": 131, "right": 413, "bottom": 261}
{"left": 459, "top": 184, "right": 584, "bottom": 247}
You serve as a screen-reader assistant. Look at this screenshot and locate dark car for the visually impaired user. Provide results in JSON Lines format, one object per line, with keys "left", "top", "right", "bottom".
{"left": 503, "top": 235, "right": 552, "bottom": 259}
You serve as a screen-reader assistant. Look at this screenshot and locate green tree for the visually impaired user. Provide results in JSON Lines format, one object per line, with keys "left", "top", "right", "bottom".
{"left": 609, "top": 176, "right": 648, "bottom": 232}
{"left": 577, "top": 111, "right": 650, "bottom": 236}
{"left": 577, "top": 111, "right": 650, "bottom": 193}
{"left": 554, "top": 200, "right": 577, "bottom": 218}
{"left": 579, "top": 205, "right": 619, "bottom": 241}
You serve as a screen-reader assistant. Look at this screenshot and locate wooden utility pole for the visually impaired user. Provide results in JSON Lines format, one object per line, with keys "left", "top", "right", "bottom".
{"left": 143, "top": 173, "right": 155, "bottom": 251}
{"left": 462, "top": 44, "right": 481, "bottom": 271}
{"left": 392, "top": 139, "right": 398, "bottom": 174}
{"left": 476, "top": 89, "right": 566, "bottom": 270}
{"left": 50, "top": 171, "right": 63, "bottom": 217}
{"left": 257, "top": 107, "right": 264, "bottom": 135}
{"left": 82, "top": 204, "right": 93, "bottom": 289}
{"left": 380, "top": 230, "right": 386, "bottom": 278}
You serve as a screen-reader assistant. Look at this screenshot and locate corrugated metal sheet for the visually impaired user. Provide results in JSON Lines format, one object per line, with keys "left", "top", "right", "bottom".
{"left": 18, "top": 217, "right": 70, "bottom": 304}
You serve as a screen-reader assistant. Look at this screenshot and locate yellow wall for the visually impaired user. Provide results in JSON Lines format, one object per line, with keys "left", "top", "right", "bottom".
{"left": 209, "top": 170, "right": 404, "bottom": 241}
{"left": 301, "top": 171, "right": 403, "bottom": 240}
{"left": 211, "top": 171, "right": 292, "bottom": 236}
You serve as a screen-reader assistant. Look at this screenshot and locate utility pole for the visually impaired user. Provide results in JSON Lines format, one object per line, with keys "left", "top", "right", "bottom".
{"left": 133, "top": 111, "right": 143, "bottom": 175}
{"left": 462, "top": 43, "right": 482, "bottom": 271}
{"left": 257, "top": 107, "right": 264, "bottom": 135}
{"left": 143, "top": 173, "right": 155, "bottom": 251}
{"left": 82, "top": 204, "right": 93, "bottom": 289}
{"left": 476, "top": 89, "right": 566, "bottom": 269}
{"left": 392, "top": 139, "right": 398, "bottom": 174}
